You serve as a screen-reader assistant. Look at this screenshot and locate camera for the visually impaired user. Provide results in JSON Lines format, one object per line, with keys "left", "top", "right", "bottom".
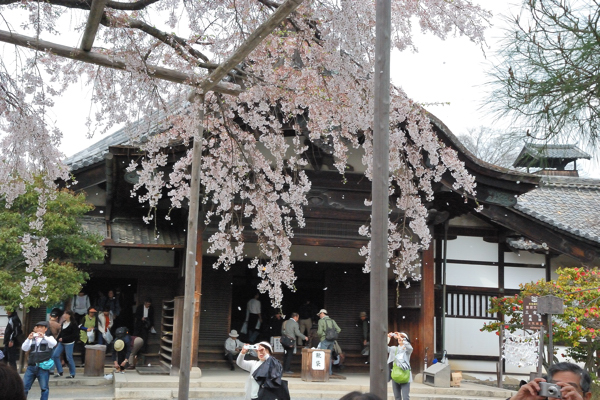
{"left": 538, "top": 382, "right": 562, "bottom": 398}
{"left": 244, "top": 344, "right": 259, "bottom": 350}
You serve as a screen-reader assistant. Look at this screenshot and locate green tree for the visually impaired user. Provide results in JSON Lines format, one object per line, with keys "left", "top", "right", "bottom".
{"left": 481, "top": 267, "right": 600, "bottom": 376}
{"left": 0, "top": 178, "right": 105, "bottom": 310}
{"left": 487, "top": 0, "right": 600, "bottom": 146}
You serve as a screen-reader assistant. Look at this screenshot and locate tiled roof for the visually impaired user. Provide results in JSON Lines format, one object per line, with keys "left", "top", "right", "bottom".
{"left": 513, "top": 144, "right": 591, "bottom": 168}
{"left": 79, "top": 216, "right": 185, "bottom": 246}
{"left": 515, "top": 176, "right": 600, "bottom": 244}
{"left": 64, "top": 100, "right": 185, "bottom": 172}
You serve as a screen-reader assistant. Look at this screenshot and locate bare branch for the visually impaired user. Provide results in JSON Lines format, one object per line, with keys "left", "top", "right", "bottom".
{"left": 0, "top": 29, "right": 242, "bottom": 95}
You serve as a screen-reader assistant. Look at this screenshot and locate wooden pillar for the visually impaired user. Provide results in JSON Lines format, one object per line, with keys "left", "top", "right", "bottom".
{"left": 419, "top": 242, "right": 435, "bottom": 372}
{"left": 192, "top": 224, "right": 203, "bottom": 367}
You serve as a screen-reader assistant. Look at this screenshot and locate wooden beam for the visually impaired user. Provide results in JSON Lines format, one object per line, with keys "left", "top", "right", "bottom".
{"left": 0, "top": 29, "right": 242, "bottom": 96}
{"left": 480, "top": 204, "right": 599, "bottom": 262}
{"left": 198, "top": 0, "right": 304, "bottom": 93}
{"left": 80, "top": 0, "right": 107, "bottom": 51}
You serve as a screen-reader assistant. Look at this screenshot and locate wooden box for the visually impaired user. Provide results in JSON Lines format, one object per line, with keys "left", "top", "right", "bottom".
{"left": 301, "top": 348, "right": 330, "bottom": 382}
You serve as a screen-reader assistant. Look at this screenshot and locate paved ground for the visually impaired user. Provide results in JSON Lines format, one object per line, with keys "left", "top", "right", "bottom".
{"left": 24, "top": 368, "right": 517, "bottom": 400}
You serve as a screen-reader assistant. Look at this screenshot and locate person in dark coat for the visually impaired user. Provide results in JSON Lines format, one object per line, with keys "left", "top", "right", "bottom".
{"left": 3, "top": 310, "right": 23, "bottom": 370}
{"left": 133, "top": 298, "right": 154, "bottom": 353}
{"left": 51, "top": 310, "right": 79, "bottom": 378}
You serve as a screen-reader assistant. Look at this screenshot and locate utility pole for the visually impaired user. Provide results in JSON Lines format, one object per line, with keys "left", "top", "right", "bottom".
{"left": 370, "top": 0, "right": 391, "bottom": 398}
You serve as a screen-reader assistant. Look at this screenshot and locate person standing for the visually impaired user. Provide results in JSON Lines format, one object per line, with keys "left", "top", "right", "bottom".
{"left": 3, "top": 310, "right": 22, "bottom": 370}
{"left": 78, "top": 307, "right": 98, "bottom": 366}
{"left": 359, "top": 311, "right": 369, "bottom": 362}
{"left": 224, "top": 330, "right": 244, "bottom": 371}
{"left": 387, "top": 331, "right": 413, "bottom": 400}
{"left": 105, "top": 290, "right": 121, "bottom": 320}
{"left": 134, "top": 298, "right": 154, "bottom": 353}
{"left": 71, "top": 291, "right": 90, "bottom": 325}
{"left": 97, "top": 307, "right": 114, "bottom": 345}
{"left": 281, "top": 312, "right": 307, "bottom": 374}
{"left": 316, "top": 309, "right": 341, "bottom": 375}
{"left": 48, "top": 312, "right": 61, "bottom": 340}
{"left": 268, "top": 311, "right": 283, "bottom": 339}
{"left": 51, "top": 311, "right": 78, "bottom": 379}
{"left": 21, "top": 321, "right": 57, "bottom": 400}
{"left": 298, "top": 300, "right": 315, "bottom": 343}
{"left": 245, "top": 293, "right": 261, "bottom": 343}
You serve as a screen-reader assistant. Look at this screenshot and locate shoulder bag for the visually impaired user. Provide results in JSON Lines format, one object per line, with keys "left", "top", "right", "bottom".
{"left": 280, "top": 321, "right": 295, "bottom": 348}
{"left": 390, "top": 348, "right": 410, "bottom": 384}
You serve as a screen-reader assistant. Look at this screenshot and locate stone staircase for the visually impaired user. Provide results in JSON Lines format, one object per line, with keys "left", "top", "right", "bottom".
{"left": 197, "top": 344, "right": 370, "bottom": 373}
{"left": 28, "top": 369, "right": 516, "bottom": 400}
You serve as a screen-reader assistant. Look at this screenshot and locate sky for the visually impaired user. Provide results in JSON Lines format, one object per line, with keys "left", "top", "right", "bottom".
{"left": 50, "top": 0, "right": 599, "bottom": 177}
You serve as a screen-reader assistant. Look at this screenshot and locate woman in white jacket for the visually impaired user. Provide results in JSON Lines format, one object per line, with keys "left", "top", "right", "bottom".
{"left": 387, "top": 331, "right": 413, "bottom": 400}
{"left": 236, "top": 341, "right": 282, "bottom": 400}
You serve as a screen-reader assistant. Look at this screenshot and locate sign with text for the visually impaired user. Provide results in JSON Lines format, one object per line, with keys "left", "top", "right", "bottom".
{"left": 523, "top": 296, "right": 543, "bottom": 330}
{"left": 311, "top": 350, "right": 326, "bottom": 370}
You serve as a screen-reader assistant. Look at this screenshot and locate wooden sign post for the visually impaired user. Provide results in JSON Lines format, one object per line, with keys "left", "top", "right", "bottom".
{"left": 537, "top": 295, "right": 564, "bottom": 368}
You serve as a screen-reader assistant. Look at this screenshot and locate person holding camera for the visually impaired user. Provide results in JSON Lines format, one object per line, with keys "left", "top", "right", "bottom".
{"left": 237, "top": 341, "right": 287, "bottom": 400}
{"left": 21, "top": 321, "right": 57, "bottom": 400}
{"left": 387, "top": 331, "right": 413, "bottom": 400}
{"left": 507, "top": 362, "right": 591, "bottom": 400}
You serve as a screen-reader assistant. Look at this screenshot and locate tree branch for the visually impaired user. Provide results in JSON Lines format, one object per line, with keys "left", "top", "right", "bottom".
{"left": 0, "top": 29, "right": 242, "bottom": 95}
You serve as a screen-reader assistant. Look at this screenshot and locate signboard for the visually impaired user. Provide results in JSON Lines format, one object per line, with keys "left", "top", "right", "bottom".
{"left": 523, "top": 296, "right": 543, "bottom": 330}
{"left": 270, "top": 337, "right": 296, "bottom": 354}
{"left": 537, "top": 295, "right": 564, "bottom": 315}
{"left": 311, "top": 350, "right": 326, "bottom": 370}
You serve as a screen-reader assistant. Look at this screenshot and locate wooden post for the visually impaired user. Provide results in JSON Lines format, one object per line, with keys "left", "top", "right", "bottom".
{"left": 498, "top": 326, "right": 503, "bottom": 388}
{"left": 370, "top": 0, "right": 391, "bottom": 398}
{"left": 178, "top": 98, "right": 204, "bottom": 400}
{"left": 420, "top": 242, "right": 435, "bottom": 372}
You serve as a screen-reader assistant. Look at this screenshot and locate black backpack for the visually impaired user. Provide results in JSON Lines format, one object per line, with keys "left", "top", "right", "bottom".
{"left": 325, "top": 319, "right": 338, "bottom": 341}
{"left": 115, "top": 327, "right": 129, "bottom": 339}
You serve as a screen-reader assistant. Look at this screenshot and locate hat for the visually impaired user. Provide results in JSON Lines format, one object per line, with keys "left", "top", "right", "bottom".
{"left": 35, "top": 321, "right": 49, "bottom": 328}
{"left": 359, "top": 312, "right": 367, "bottom": 317}
{"left": 257, "top": 341, "right": 273, "bottom": 354}
{"left": 114, "top": 339, "right": 125, "bottom": 352}
{"left": 229, "top": 330, "right": 239, "bottom": 338}
{"left": 88, "top": 307, "right": 97, "bottom": 313}
{"left": 317, "top": 309, "right": 327, "bottom": 315}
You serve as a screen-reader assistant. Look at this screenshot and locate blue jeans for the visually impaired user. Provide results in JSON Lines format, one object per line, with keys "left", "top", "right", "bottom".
{"left": 318, "top": 340, "right": 335, "bottom": 375}
{"left": 52, "top": 342, "right": 76, "bottom": 376}
{"left": 23, "top": 364, "right": 50, "bottom": 400}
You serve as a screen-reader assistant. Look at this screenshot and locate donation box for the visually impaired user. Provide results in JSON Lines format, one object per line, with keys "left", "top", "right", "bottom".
{"left": 301, "top": 348, "right": 330, "bottom": 382}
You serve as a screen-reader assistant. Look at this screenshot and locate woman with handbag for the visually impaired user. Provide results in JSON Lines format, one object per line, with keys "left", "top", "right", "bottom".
{"left": 387, "top": 331, "right": 413, "bottom": 400}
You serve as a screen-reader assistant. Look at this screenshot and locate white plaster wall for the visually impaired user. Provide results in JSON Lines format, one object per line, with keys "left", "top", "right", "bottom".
{"left": 446, "top": 263, "right": 498, "bottom": 287}
{"left": 446, "top": 236, "right": 498, "bottom": 262}
{"left": 505, "top": 251, "right": 545, "bottom": 264}
{"left": 445, "top": 318, "right": 499, "bottom": 356}
{"left": 110, "top": 248, "right": 175, "bottom": 267}
{"left": 504, "top": 267, "right": 546, "bottom": 289}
